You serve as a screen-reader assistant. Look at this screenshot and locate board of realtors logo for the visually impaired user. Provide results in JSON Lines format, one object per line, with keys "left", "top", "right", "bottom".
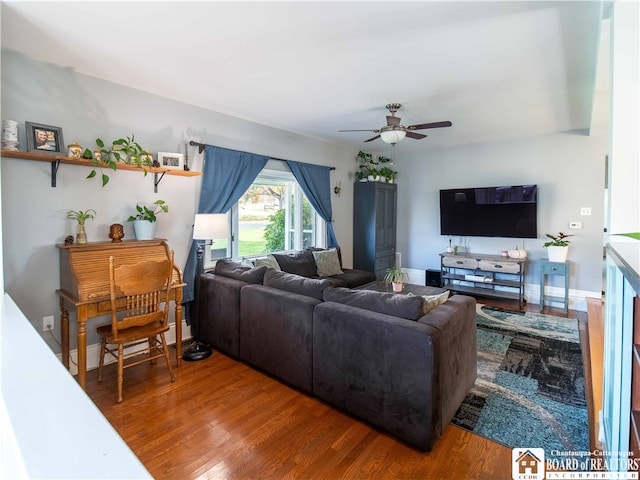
{"left": 512, "top": 448, "right": 545, "bottom": 480}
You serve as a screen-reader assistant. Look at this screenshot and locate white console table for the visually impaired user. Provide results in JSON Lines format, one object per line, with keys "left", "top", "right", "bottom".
{"left": 440, "top": 252, "right": 526, "bottom": 308}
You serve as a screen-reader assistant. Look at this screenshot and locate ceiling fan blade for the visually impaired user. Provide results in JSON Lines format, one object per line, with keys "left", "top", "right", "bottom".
{"left": 407, "top": 121, "right": 453, "bottom": 130}
{"left": 364, "top": 135, "right": 381, "bottom": 143}
{"left": 406, "top": 131, "right": 427, "bottom": 140}
{"left": 339, "top": 129, "right": 377, "bottom": 132}
{"left": 386, "top": 116, "right": 401, "bottom": 127}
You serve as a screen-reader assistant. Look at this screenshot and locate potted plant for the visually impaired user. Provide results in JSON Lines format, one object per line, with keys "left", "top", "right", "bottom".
{"left": 65, "top": 209, "right": 96, "bottom": 244}
{"left": 543, "top": 231, "right": 573, "bottom": 262}
{"left": 384, "top": 266, "right": 407, "bottom": 293}
{"left": 85, "top": 134, "right": 153, "bottom": 187}
{"left": 127, "top": 200, "right": 169, "bottom": 240}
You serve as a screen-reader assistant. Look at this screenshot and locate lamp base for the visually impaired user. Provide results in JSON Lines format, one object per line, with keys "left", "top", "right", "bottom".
{"left": 182, "top": 341, "right": 213, "bottom": 362}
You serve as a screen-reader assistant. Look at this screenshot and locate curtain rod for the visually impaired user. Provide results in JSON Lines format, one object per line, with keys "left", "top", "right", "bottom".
{"left": 188, "top": 141, "right": 335, "bottom": 171}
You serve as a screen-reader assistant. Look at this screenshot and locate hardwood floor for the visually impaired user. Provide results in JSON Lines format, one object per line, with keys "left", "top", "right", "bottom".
{"left": 84, "top": 298, "right": 588, "bottom": 480}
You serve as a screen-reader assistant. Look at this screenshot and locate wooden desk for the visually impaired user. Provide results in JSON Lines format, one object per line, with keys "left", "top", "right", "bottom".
{"left": 56, "top": 239, "right": 185, "bottom": 389}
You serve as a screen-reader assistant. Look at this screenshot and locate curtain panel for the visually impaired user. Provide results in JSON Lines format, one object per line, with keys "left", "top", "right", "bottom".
{"left": 285, "top": 160, "right": 338, "bottom": 248}
{"left": 182, "top": 146, "right": 268, "bottom": 309}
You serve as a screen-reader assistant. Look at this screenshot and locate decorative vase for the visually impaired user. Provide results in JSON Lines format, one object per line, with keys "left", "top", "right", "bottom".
{"left": 392, "top": 282, "right": 403, "bottom": 293}
{"left": 547, "top": 246, "right": 569, "bottom": 262}
{"left": 132, "top": 220, "right": 156, "bottom": 240}
{"left": 76, "top": 223, "right": 87, "bottom": 244}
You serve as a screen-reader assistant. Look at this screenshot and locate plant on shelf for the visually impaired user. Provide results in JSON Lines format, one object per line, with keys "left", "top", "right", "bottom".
{"left": 84, "top": 134, "right": 153, "bottom": 187}
{"left": 127, "top": 199, "right": 169, "bottom": 223}
{"left": 384, "top": 266, "right": 407, "bottom": 293}
{"left": 543, "top": 232, "right": 573, "bottom": 247}
{"left": 65, "top": 209, "right": 96, "bottom": 244}
{"left": 128, "top": 200, "right": 169, "bottom": 241}
{"left": 355, "top": 151, "right": 397, "bottom": 182}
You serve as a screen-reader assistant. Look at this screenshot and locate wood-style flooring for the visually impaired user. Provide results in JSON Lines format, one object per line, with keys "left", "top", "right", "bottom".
{"left": 84, "top": 298, "right": 590, "bottom": 480}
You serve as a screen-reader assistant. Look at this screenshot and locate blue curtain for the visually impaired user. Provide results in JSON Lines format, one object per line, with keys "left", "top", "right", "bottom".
{"left": 183, "top": 146, "right": 268, "bottom": 307}
{"left": 286, "top": 160, "right": 338, "bottom": 248}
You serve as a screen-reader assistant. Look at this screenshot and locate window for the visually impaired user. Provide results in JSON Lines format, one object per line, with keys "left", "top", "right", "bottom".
{"left": 203, "top": 167, "right": 325, "bottom": 268}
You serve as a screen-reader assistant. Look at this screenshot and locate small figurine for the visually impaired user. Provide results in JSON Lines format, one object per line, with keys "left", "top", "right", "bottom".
{"left": 109, "top": 223, "right": 125, "bottom": 243}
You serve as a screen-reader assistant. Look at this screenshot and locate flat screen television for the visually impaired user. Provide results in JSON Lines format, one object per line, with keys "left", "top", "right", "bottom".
{"left": 439, "top": 184, "right": 538, "bottom": 238}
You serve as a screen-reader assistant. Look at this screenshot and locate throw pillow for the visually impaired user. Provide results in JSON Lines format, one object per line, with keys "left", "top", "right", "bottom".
{"left": 421, "top": 290, "right": 450, "bottom": 315}
{"left": 272, "top": 250, "right": 317, "bottom": 277}
{"left": 312, "top": 248, "right": 344, "bottom": 277}
{"left": 214, "top": 258, "right": 267, "bottom": 284}
{"left": 255, "top": 254, "right": 280, "bottom": 270}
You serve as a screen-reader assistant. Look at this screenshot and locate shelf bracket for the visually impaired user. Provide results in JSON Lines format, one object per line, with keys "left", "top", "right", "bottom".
{"left": 153, "top": 171, "right": 167, "bottom": 193}
{"left": 51, "top": 159, "right": 61, "bottom": 187}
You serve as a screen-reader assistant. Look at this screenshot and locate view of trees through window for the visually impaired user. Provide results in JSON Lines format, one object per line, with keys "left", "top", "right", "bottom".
{"left": 207, "top": 171, "right": 320, "bottom": 264}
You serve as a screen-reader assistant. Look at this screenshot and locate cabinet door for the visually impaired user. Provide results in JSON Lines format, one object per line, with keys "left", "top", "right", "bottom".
{"left": 375, "top": 185, "right": 396, "bottom": 250}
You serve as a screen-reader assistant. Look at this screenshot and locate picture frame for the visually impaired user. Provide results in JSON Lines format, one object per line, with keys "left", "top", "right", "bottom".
{"left": 158, "top": 152, "right": 184, "bottom": 170}
{"left": 25, "top": 122, "right": 65, "bottom": 155}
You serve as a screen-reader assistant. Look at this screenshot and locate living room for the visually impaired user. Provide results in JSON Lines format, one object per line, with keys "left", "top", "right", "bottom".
{"left": 1, "top": 1, "right": 638, "bottom": 478}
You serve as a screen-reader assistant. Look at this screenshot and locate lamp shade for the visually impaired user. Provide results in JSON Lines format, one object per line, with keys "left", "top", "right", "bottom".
{"left": 193, "top": 213, "right": 229, "bottom": 240}
{"left": 380, "top": 128, "right": 406, "bottom": 144}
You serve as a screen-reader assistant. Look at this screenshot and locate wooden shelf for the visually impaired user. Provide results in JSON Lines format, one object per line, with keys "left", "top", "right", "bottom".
{"left": 1, "top": 149, "right": 201, "bottom": 191}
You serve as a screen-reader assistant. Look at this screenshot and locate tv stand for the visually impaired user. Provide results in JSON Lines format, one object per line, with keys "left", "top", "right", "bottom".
{"left": 440, "top": 252, "right": 526, "bottom": 309}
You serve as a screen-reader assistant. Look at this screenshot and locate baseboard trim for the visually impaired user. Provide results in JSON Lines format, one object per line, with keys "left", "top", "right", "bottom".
{"left": 56, "top": 320, "right": 192, "bottom": 376}
{"left": 405, "top": 267, "right": 600, "bottom": 313}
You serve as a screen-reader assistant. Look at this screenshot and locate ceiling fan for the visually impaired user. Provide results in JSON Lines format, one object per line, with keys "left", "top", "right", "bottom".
{"left": 339, "top": 103, "right": 452, "bottom": 145}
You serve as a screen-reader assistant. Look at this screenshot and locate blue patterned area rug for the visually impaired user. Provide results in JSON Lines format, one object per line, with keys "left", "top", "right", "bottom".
{"left": 451, "top": 304, "right": 589, "bottom": 458}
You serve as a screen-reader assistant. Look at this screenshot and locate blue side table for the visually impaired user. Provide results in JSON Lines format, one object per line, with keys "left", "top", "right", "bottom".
{"left": 540, "top": 260, "right": 570, "bottom": 314}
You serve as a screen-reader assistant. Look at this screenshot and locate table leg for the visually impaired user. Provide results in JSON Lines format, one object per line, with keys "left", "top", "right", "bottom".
{"left": 175, "top": 296, "right": 183, "bottom": 365}
{"left": 60, "top": 298, "right": 70, "bottom": 370}
{"left": 76, "top": 305, "right": 88, "bottom": 389}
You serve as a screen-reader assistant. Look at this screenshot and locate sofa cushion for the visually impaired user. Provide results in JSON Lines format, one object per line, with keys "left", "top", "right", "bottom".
{"left": 214, "top": 258, "right": 267, "bottom": 284}
{"left": 255, "top": 254, "right": 280, "bottom": 270}
{"left": 329, "top": 269, "right": 376, "bottom": 288}
{"left": 312, "top": 248, "right": 344, "bottom": 277}
{"left": 272, "top": 250, "right": 317, "bottom": 277}
{"left": 323, "top": 287, "right": 424, "bottom": 321}
{"left": 263, "top": 269, "right": 331, "bottom": 300}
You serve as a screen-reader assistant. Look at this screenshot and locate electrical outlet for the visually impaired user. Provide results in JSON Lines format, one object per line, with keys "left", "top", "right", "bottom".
{"left": 569, "top": 222, "right": 583, "bottom": 229}
{"left": 43, "top": 315, "right": 54, "bottom": 332}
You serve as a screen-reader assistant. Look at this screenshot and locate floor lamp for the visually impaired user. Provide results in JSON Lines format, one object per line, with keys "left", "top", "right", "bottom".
{"left": 182, "top": 213, "right": 229, "bottom": 362}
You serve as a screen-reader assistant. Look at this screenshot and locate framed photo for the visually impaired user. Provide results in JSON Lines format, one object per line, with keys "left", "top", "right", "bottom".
{"left": 25, "top": 122, "right": 64, "bottom": 154}
{"left": 158, "top": 152, "right": 184, "bottom": 170}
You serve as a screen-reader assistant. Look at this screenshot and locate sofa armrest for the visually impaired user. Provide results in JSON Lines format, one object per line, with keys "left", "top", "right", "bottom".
{"left": 199, "top": 273, "right": 247, "bottom": 358}
{"left": 313, "top": 302, "right": 440, "bottom": 450}
{"left": 417, "top": 294, "right": 477, "bottom": 432}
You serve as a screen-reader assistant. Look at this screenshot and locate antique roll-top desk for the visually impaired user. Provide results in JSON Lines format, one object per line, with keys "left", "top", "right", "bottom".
{"left": 56, "top": 239, "right": 185, "bottom": 388}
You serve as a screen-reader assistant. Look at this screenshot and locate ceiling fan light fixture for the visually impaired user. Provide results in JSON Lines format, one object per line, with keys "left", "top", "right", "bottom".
{"left": 380, "top": 128, "right": 406, "bottom": 144}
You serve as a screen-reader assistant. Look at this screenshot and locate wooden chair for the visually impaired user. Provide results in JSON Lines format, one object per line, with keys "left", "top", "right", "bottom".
{"left": 97, "top": 253, "right": 176, "bottom": 402}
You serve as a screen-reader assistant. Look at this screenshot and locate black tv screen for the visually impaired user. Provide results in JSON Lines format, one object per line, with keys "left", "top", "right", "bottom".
{"left": 439, "top": 185, "right": 538, "bottom": 238}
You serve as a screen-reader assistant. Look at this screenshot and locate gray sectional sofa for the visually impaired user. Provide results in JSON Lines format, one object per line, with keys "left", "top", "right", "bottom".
{"left": 198, "top": 249, "right": 477, "bottom": 451}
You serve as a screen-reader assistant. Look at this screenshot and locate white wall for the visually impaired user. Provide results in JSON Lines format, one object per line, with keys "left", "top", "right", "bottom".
{"left": 394, "top": 129, "right": 607, "bottom": 297}
{"left": 1, "top": 50, "right": 357, "bottom": 353}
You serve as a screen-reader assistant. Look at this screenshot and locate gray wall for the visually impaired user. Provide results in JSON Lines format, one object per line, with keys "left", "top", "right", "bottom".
{"left": 1, "top": 50, "right": 357, "bottom": 352}
{"left": 395, "top": 131, "right": 607, "bottom": 295}
{"left": 2, "top": 49, "right": 606, "bottom": 354}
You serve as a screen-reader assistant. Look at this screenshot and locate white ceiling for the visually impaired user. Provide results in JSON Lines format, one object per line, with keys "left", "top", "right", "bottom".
{"left": 1, "top": 1, "right": 605, "bottom": 154}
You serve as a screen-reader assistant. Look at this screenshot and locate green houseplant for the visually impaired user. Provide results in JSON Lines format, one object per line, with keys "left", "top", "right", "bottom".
{"left": 543, "top": 231, "right": 573, "bottom": 262}
{"left": 384, "top": 266, "right": 407, "bottom": 293}
{"left": 355, "top": 151, "right": 397, "bottom": 183}
{"left": 85, "top": 134, "right": 153, "bottom": 187}
{"left": 65, "top": 209, "right": 96, "bottom": 244}
{"left": 128, "top": 200, "right": 168, "bottom": 240}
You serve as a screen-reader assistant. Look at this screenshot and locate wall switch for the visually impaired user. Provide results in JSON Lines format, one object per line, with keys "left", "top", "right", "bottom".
{"left": 580, "top": 207, "right": 592, "bottom": 216}
{"left": 569, "top": 222, "right": 583, "bottom": 229}
{"left": 43, "top": 315, "right": 54, "bottom": 332}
